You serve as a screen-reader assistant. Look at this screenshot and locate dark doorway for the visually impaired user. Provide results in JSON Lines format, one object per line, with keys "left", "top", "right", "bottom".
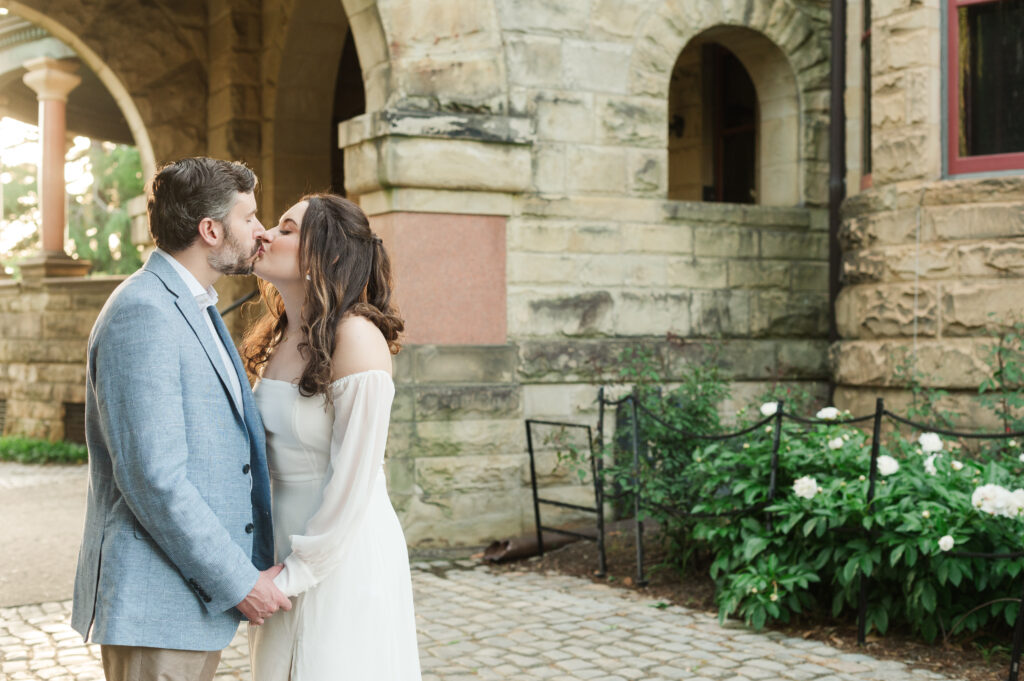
{"left": 704, "top": 44, "right": 758, "bottom": 204}
{"left": 330, "top": 31, "right": 365, "bottom": 196}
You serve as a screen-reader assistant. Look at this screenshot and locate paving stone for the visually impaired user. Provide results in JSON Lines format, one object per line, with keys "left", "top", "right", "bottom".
{"left": 0, "top": 563, "right": 971, "bottom": 681}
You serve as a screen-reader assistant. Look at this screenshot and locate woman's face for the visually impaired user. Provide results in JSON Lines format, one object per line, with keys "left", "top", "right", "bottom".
{"left": 253, "top": 200, "right": 308, "bottom": 287}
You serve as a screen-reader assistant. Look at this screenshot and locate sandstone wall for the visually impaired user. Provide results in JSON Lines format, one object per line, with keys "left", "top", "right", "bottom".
{"left": 834, "top": 177, "right": 1024, "bottom": 425}
{"left": 0, "top": 277, "right": 122, "bottom": 440}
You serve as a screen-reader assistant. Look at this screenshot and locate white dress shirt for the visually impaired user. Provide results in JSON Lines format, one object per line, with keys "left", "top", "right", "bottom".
{"left": 152, "top": 248, "right": 243, "bottom": 408}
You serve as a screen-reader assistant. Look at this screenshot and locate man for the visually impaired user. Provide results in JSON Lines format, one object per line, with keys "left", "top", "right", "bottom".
{"left": 71, "top": 157, "right": 290, "bottom": 681}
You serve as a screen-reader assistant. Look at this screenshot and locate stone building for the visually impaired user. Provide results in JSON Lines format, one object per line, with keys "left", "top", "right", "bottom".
{"left": 0, "top": 0, "right": 1019, "bottom": 547}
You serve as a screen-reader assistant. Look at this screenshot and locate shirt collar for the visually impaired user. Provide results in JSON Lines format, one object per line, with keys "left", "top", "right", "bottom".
{"left": 152, "top": 248, "right": 220, "bottom": 309}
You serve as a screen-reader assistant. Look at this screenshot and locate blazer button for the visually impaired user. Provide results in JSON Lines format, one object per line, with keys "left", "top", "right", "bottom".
{"left": 242, "top": 463, "right": 251, "bottom": 474}
{"left": 245, "top": 523, "right": 254, "bottom": 534}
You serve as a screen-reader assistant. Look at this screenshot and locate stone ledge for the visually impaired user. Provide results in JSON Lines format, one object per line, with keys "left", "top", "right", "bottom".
{"left": 339, "top": 108, "right": 533, "bottom": 148}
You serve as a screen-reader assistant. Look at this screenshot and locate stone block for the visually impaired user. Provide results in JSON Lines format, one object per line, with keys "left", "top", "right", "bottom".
{"left": 347, "top": 136, "right": 531, "bottom": 196}
{"left": 621, "top": 223, "right": 692, "bottom": 254}
{"left": 590, "top": 0, "right": 647, "bottom": 38}
{"left": 495, "top": 0, "right": 590, "bottom": 33}
{"left": 761, "top": 230, "right": 828, "bottom": 260}
{"left": 505, "top": 35, "right": 563, "bottom": 88}
{"left": 562, "top": 40, "right": 632, "bottom": 93}
{"left": 727, "top": 261, "right": 790, "bottom": 289}
{"left": 667, "top": 259, "right": 728, "bottom": 289}
{"left": 42, "top": 313, "right": 98, "bottom": 340}
{"left": 596, "top": 96, "right": 665, "bottom": 147}
{"left": 0, "top": 315, "right": 42, "bottom": 340}
{"left": 536, "top": 92, "right": 594, "bottom": 143}
{"left": 413, "top": 419, "right": 523, "bottom": 459}
{"left": 942, "top": 281, "right": 1024, "bottom": 336}
{"left": 614, "top": 291, "right": 690, "bottom": 336}
{"left": 507, "top": 219, "right": 572, "bottom": 252}
{"left": 533, "top": 145, "right": 567, "bottom": 194}
{"left": 564, "top": 146, "right": 628, "bottom": 194}
{"left": 412, "top": 345, "right": 518, "bottom": 384}
{"left": 690, "top": 289, "right": 750, "bottom": 337}
{"left": 415, "top": 454, "right": 525, "bottom": 495}
{"left": 836, "top": 283, "right": 937, "bottom": 339}
{"left": 958, "top": 242, "right": 1024, "bottom": 278}
{"left": 750, "top": 291, "right": 829, "bottom": 338}
{"left": 399, "top": 492, "right": 524, "bottom": 547}
{"left": 831, "top": 338, "right": 991, "bottom": 389}
{"left": 413, "top": 384, "right": 521, "bottom": 421}
{"left": 628, "top": 149, "right": 667, "bottom": 196}
{"left": 693, "top": 226, "right": 759, "bottom": 258}
{"left": 517, "top": 339, "right": 645, "bottom": 383}
{"left": 575, "top": 254, "right": 625, "bottom": 286}
{"left": 510, "top": 290, "right": 615, "bottom": 338}
{"left": 791, "top": 262, "right": 829, "bottom": 291}
{"left": 384, "top": 456, "right": 416, "bottom": 497}
{"left": 568, "top": 223, "right": 624, "bottom": 254}
{"left": 925, "top": 204, "right": 1024, "bottom": 241}
{"left": 508, "top": 253, "right": 579, "bottom": 285}
{"left": 386, "top": 0, "right": 500, "bottom": 57}
{"left": 391, "top": 386, "right": 415, "bottom": 422}
{"left": 777, "top": 339, "right": 830, "bottom": 379}
{"left": 872, "top": 131, "right": 937, "bottom": 184}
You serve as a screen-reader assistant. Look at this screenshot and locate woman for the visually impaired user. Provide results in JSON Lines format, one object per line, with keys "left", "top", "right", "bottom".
{"left": 241, "top": 194, "right": 421, "bottom": 680}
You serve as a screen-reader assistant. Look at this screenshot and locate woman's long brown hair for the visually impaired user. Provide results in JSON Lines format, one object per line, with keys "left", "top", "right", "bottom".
{"left": 241, "top": 194, "right": 404, "bottom": 405}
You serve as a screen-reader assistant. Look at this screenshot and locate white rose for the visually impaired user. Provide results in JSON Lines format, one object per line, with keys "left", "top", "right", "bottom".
{"left": 938, "top": 535, "right": 955, "bottom": 552}
{"left": 921, "top": 510, "right": 931, "bottom": 519}
{"left": 972, "top": 484, "right": 1018, "bottom": 518}
{"left": 951, "top": 460, "right": 964, "bottom": 471}
{"left": 827, "top": 437, "right": 844, "bottom": 450}
{"left": 816, "top": 406, "right": 840, "bottom": 421}
{"left": 877, "top": 455, "right": 899, "bottom": 476}
{"left": 924, "top": 455, "right": 938, "bottom": 476}
{"left": 1018, "top": 453, "right": 1024, "bottom": 463}
{"left": 760, "top": 401, "right": 779, "bottom": 417}
{"left": 918, "top": 432, "right": 943, "bottom": 453}
{"left": 793, "top": 475, "right": 818, "bottom": 500}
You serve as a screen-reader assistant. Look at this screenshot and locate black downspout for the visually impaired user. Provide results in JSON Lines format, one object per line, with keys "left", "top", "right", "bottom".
{"left": 828, "top": 0, "right": 848, "bottom": 403}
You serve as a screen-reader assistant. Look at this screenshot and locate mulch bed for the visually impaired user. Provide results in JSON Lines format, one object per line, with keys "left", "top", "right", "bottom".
{"left": 487, "top": 526, "right": 1012, "bottom": 681}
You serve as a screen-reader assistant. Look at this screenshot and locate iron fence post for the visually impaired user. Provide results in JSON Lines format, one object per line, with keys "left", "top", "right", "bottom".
{"left": 525, "top": 420, "right": 544, "bottom": 557}
{"left": 857, "top": 397, "right": 884, "bottom": 646}
{"left": 629, "top": 392, "right": 647, "bottom": 587}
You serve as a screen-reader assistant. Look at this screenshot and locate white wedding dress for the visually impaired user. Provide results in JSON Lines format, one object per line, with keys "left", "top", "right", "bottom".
{"left": 248, "top": 369, "right": 421, "bottom": 681}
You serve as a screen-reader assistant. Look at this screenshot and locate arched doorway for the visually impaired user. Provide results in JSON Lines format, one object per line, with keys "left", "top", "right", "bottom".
{"left": 668, "top": 27, "right": 801, "bottom": 206}
{"left": 266, "top": 0, "right": 365, "bottom": 221}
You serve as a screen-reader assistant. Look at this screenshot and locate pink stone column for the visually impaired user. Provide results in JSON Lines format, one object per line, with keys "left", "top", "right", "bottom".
{"left": 20, "top": 58, "right": 89, "bottom": 280}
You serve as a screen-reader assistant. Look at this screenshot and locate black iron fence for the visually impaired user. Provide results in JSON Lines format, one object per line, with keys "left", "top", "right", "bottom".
{"left": 525, "top": 389, "right": 1024, "bottom": 681}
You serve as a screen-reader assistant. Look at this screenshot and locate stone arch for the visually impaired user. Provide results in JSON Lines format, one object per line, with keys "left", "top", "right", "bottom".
{"left": 632, "top": 0, "right": 830, "bottom": 205}
{"left": 5, "top": 0, "right": 157, "bottom": 178}
{"left": 262, "top": 0, "right": 387, "bottom": 218}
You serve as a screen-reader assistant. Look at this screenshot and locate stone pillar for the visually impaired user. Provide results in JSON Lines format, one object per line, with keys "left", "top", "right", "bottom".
{"left": 340, "top": 110, "right": 532, "bottom": 345}
{"left": 19, "top": 57, "right": 90, "bottom": 281}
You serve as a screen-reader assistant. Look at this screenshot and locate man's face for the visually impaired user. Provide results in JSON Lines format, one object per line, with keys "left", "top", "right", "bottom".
{"left": 207, "top": 191, "right": 264, "bottom": 276}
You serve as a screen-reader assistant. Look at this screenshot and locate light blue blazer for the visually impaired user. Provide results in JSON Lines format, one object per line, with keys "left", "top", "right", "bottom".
{"left": 71, "top": 253, "right": 273, "bottom": 651}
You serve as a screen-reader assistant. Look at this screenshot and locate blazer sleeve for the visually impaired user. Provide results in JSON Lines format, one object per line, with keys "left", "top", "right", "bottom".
{"left": 92, "top": 300, "right": 259, "bottom": 613}
{"left": 273, "top": 371, "right": 395, "bottom": 597}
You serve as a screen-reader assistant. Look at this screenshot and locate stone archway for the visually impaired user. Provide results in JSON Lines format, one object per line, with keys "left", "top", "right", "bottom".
{"left": 632, "top": 0, "right": 830, "bottom": 205}
{"left": 261, "top": 0, "right": 383, "bottom": 220}
{"left": 5, "top": 0, "right": 156, "bottom": 178}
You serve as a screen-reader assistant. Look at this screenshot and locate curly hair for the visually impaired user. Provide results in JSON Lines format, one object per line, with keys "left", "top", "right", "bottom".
{"left": 241, "top": 194, "right": 404, "bottom": 405}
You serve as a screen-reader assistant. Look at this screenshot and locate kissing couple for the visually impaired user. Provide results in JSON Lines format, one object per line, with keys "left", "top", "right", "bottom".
{"left": 69, "top": 157, "right": 422, "bottom": 681}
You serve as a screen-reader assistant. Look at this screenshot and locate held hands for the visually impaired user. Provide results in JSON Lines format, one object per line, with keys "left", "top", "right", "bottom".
{"left": 237, "top": 564, "right": 292, "bottom": 625}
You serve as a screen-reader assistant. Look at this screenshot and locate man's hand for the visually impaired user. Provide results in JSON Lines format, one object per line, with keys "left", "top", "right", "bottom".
{"left": 237, "top": 564, "right": 292, "bottom": 625}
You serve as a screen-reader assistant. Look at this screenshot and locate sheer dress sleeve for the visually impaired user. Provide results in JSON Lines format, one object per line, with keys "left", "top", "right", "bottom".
{"left": 273, "top": 370, "right": 395, "bottom": 597}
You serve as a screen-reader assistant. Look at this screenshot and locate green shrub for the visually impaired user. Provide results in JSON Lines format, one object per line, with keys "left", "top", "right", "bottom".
{"left": 567, "top": 340, "right": 1024, "bottom": 644}
{"left": 0, "top": 436, "right": 88, "bottom": 464}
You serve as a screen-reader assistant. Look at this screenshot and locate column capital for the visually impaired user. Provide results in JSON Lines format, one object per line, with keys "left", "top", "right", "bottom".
{"left": 22, "top": 57, "right": 81, "bottom": 102}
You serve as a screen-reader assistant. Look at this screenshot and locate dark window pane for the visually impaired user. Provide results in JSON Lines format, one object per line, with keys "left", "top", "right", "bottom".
{"left": 959, "top": 0, "right": 1024, "bottom": 157}
{"left": 722, "top": 130, "right": 757, "bottom": 203}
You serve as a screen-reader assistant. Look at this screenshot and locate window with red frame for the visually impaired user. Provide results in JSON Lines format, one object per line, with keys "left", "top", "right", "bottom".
{"left": 947, "top": 0, "right": 1024, "bottom": 174}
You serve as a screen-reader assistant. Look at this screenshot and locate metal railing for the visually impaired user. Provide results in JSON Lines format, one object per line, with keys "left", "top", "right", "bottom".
{"left": 527, "top": 389, "right": 1024, "bottom": 681}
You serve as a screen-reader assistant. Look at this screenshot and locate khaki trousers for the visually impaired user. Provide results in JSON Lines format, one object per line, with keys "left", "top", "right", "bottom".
{"left": 101, "top": 645, "right": 222, "bottom": 681}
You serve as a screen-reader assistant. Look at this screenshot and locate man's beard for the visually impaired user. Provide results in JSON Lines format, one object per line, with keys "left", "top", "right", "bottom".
{"left": 208, "top": 220, "right": 260, "bottom": 276}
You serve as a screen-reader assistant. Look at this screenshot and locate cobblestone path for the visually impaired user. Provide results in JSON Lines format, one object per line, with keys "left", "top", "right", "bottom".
{"left": 0, "top": 562, "right": 964, "bottom": 681}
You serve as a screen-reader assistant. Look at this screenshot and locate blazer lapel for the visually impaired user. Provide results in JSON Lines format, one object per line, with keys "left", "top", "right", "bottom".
{"left": 144, "top": 255, "right": 245, "bottom": 423}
